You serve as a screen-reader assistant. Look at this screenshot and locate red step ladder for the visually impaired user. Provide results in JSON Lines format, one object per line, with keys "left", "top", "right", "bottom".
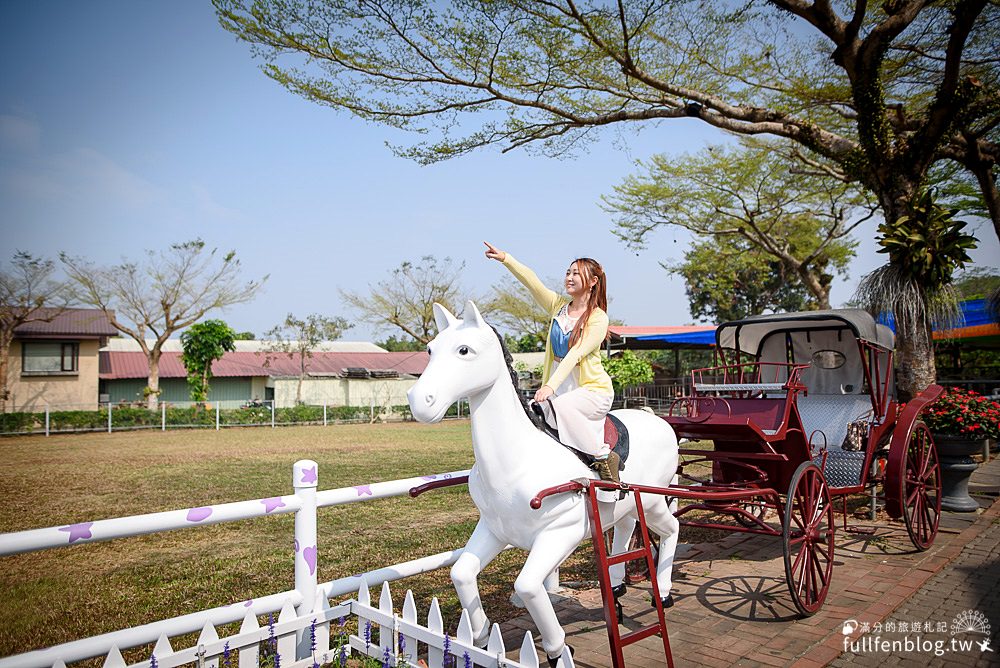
{"left": 585, "top": 480, "right": 674, "bottom": 668}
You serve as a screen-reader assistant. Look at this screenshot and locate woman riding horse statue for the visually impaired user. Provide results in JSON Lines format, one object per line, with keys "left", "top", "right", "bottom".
{"left": 407, "top": 301, "right": 680, "bottom": 667}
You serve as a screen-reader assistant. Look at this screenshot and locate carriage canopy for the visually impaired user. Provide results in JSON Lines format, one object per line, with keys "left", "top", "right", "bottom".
{"left": 716, "top": 309, "right": 895, "bottom": 397}
{"left": 717, "top": 309, "right": 894, "bottom": 356}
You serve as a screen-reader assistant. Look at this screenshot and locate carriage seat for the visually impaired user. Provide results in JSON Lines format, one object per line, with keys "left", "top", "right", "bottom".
{"left": 798, "top": 394, "right": 874, "bottom": 488}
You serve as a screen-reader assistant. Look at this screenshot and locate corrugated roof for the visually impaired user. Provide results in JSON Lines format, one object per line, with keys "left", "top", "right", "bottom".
{"left": 610, "top": 325, "right": 716, "bottom": 338}
{"left": 13, "top": 308, "right": 119, "bottom": 338}
{"left": 100, "top": 350, "right": 429, "bottom": 380}
{"left": 102, "top": 339, "right": 386, "bottom": 353}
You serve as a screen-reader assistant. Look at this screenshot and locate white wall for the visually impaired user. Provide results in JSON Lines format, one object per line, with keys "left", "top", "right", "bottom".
{"left": 272, "top": 377, "right": 415, "bottom": 410}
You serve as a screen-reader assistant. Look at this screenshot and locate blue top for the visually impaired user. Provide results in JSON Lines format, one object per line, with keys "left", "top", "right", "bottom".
{"left": 550, "top": 318, "right": 572, "bottom": 359}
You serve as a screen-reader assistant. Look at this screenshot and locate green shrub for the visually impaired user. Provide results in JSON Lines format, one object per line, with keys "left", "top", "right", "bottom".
{"left": 0, "top": 412, "right": 41, "bottom": 434}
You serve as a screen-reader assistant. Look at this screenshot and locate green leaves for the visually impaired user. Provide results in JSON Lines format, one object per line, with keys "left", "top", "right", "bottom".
{"left": 876, "top": 188, "right": 978, "bottom": 288}
{"left": 180, "top": 319, "right": 237, "bottom": 403}
{"left": 602, "top": 350, "right": 654, "bottom": 391}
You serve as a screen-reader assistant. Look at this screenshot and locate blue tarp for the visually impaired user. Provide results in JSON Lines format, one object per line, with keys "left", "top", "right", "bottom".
{"left": 635, "top": 300, "right": 998, "bottom": 348}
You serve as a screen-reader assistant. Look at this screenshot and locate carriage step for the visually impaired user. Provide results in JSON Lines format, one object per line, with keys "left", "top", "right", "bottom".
{"left": 621, "top": 624, "right": 663, "bottom": 646}
{"left": 606, "top": 547, "right": 649, "bottom": 566}
{"left": 586, "top": 481, "right": 674, "bottom": 668}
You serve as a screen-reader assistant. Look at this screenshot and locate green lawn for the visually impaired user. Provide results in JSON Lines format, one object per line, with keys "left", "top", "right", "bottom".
{"left": 0, "top": 422, "right": 602, "bottom": 661}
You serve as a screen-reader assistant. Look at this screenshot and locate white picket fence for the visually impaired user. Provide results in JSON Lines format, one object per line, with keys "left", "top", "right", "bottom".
{"left": 0, "top": 461, "right": 572, "bottom": 668}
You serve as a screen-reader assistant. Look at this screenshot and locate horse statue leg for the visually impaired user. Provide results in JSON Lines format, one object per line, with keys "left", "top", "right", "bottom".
{"left": 450, "top": 520, "right": 508, "bottom": 646}
{"left": 515, "top": 523, "right": 588, "bottom": 665}
{"left": 639, "top": 492, "right": 681, "bottom": 606}
{"left": 608, "top": 519, "right": 636, "bottom": 594}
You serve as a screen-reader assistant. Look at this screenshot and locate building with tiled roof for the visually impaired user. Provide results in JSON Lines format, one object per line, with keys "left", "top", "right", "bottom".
{"left": 99, "top": 344, "right": 430, "bottom": 410}
{"left": 7, "top": 308, "right": 119, "bottom": 412}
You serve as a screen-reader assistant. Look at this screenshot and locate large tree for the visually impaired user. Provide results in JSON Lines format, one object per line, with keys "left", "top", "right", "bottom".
{"left": 261, "top": 313, "right": 352, "bottom": 405}
{"left": 340, "top": 255, "right": 473, "bottom": 344}
{"left": 672, "top": 236, "right": 813, "bottom": 322}
{"left": 61, "top": 241, "right": 266, "bottom": 409}
{"left": 0, "top": 252, "right": 68, "bottom": 413}
{"left": 216, "top": 0, "right": 999, "bottom": 397}
{"left": 606, "top": 141, "right": 869, "bottom": 309}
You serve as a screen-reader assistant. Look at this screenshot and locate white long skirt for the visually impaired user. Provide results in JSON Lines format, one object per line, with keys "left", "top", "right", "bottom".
{"left": 542, "top": 362, "right": 613, "bottom": 458}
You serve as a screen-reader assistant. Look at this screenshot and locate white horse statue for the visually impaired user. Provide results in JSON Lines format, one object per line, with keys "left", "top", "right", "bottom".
{"left": 407, "top": 301, "right": 680, "bottom": 667}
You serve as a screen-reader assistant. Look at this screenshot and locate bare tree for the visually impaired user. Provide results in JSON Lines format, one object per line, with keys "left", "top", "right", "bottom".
{"left": 61, "top": 240, "right": 266, "bottom": 409}
{"left": 261, "top": 313, "right": 352, "bottom": 405}
{"left": 340, "top": 256, "right": 472, "bottom": 344}
{"left": 0, "top": 252, "right": 68, "bottom": 412}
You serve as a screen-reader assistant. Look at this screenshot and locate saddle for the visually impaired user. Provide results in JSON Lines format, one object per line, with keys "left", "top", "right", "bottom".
{"left": 530, "top": 402, "right": 630, "bottom": 470}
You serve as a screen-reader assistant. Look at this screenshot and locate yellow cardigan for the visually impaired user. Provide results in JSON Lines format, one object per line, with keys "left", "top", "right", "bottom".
{"left": 502, "top": 254, "right": 614, "bottom": 395}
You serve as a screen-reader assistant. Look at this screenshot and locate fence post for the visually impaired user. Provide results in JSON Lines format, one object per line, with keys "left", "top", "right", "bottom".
{"left": 323, "top": 402, "right": 327, "bottom": 427}
{"left": 162, "top": 401, "right": 166, "bottom": 431}
{"left": 293, "top": 459, "right": 318, "bottom": 659}
{"left": 271, "top": 400, "right": 275, "bottom": 429}
{"left": 107, "top": 402, "right": 112, "bottom": 433}
{"left": 45, "top": 405, "right": 50, "bottom": 437}
{"left": 215, "top": 403, "right": 220, "bottom": 431}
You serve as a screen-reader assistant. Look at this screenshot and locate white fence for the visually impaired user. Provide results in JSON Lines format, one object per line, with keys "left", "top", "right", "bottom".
{"left": 0, "top": 461, "right": 569, "bottom": 668}
{"left": 0, "top": 400, "right": 469, "bottom": 437}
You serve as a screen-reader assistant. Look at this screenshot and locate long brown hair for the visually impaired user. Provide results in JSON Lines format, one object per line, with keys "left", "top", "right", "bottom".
{"left": 569, "top": 258, "right": 609, "bottom": 347}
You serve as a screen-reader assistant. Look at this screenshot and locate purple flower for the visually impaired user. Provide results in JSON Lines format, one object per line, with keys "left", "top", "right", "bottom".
{"left": 382, "top": 646, "right": 392, "bottom": 668}
{"left": 222, "top": 643, "right": 231, "bottom": 668}
{"left": 338, "top": 645, "right": 347, "bottom": 668}
{"left": 149, "top": 654, "right": 158, "bottom": 668}
{"left": 399, "top": 634, "right": 406, "bottom": 656}
{"left": 364, "top": 620, "right": 372, "bottom": 654}
{"left": 463, "top": 651, "right": 472, "bottom": 668}
{"left": 443, "top": 633, "right": 452, "bottom": 668}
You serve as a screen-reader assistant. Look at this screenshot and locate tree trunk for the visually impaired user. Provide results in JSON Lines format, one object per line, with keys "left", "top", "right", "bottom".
{"left": 146, "top": 352, "right": 161, "bottom": 410}
{"left": 893, "top": 318, "right": 937, "bottom": 403}
{"left": 0, "top": 336, "right": 10, "bottom": 413}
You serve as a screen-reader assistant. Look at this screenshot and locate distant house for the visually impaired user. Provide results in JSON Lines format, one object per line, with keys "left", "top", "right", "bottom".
{"left": 99, "top": 339, "right": 430, "bottom": 409}
{"left": 7, "top": 308, "right": 119, "bottom": 412}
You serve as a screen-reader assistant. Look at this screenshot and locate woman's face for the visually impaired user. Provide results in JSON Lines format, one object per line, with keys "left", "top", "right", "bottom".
{"left": 565, "top": 261, "right": 597, "bottom": 299}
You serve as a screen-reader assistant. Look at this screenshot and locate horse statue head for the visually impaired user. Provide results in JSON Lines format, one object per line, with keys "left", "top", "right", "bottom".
{"left": 409, "top": 301, "right": 510, "bottom": 424}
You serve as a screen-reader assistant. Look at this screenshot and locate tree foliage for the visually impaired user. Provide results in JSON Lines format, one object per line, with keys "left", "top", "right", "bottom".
{"left": 602, "top": 350, "right": 654, "bottom": 392}
{"left": 607, "top": 141, "right": 868, "bottom": 309}
{"left": 181, "top": 319, "right": 237, "bottom": 405}
{"left": 61, "top": 240, "right": 266, "bottom": 409}
{"left": 215, "top": 0, "right": 998, "bottom": 232}
{"left": 671, "top": 237, "right": 812, "bottom": 323}
{"left": 0, "top": 252, "right": 68, "bottom": 411}
{"left": 262, "top": 313, "right": 352, "bottom": 405}
{"left": 339, "top": 256, "right": 473, "bottom": 344}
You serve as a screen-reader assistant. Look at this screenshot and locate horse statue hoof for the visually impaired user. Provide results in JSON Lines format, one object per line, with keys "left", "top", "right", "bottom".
{"left": 651, "top": 593, "right": 675, "bottom": 609}
{"left": 546, "top": 644, "right": 574, "bottom": 668}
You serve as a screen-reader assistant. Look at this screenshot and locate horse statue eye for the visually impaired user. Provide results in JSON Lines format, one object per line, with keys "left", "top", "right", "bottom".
{"left": 458, "top": 345, "right": 470, "bottom": 355}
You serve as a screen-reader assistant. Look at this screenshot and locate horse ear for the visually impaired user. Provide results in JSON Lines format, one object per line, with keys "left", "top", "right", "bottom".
{"left": 462, "top": 301, "right": 486, "bottom": 329}
{"left": 433, "top": 303, "right": 458, "bottom": 333}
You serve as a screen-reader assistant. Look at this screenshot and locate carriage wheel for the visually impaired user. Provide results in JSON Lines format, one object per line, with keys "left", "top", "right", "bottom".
{"left": 782, "top": 462, "right": 835, "bottom": 617}
{"left": 900, "top": 422, "right": 941, "bottom": 551}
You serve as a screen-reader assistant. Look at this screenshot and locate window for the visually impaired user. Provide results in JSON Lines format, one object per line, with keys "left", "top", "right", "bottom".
{"left": 22, "top": 342, "right": 79, "bottom": 375}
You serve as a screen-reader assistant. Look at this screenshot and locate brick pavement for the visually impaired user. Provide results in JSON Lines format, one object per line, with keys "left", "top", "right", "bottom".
{"left": 499, "top": 454, "right": 1000, "bottom": 668}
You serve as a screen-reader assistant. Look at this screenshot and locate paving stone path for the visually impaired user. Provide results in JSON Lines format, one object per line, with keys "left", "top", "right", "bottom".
{"left": 497, "top": 454, "right": 1000, "bottom": 667}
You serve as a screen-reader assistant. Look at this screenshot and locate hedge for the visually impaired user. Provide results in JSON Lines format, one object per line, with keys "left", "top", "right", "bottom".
{"left": 0, "top": 403, "right": 422, "bottom": 435}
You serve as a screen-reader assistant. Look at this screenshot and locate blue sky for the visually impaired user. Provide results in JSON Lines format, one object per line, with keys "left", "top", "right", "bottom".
{"left": 2, "top": 1, "right": 998, "bottom": 343}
